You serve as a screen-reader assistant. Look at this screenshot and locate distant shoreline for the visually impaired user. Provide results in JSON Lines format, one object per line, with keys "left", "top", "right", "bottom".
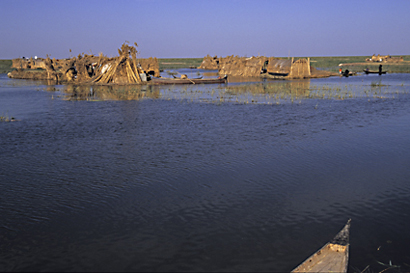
{"left": 2, "top": 55, "right": 410, "bottom": 73}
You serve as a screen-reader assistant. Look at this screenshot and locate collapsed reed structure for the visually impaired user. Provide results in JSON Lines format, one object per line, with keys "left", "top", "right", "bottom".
{"left": 198, "top": 55, "right": 220, "bottom": 70}
{"left": 11, "top": 57, "right": 46, "bottom": 70}
{"left": 8, "top": 42, "right": 161, "bottom": 84}
{"left": 199, "top": 55, "right": 336, "bottom": 79}
{"left": 90, "top": 43, "right": 146, "bottom": 84}
{"left": 218, "top": 56, "right": 269, "bottom": 77}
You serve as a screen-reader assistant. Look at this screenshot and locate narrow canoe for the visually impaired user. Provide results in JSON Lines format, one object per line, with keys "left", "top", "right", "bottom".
{"left": 291, "top": 219, "right": 351, "bottom": 273}
{"left": 268, "top": 72, "right": 289, "bottom": 77}
{"left": 150, "top": 75, "right": 227, "bottom": 85}
{"left": 363, "top": 70, "right": 387, "bottom": 74}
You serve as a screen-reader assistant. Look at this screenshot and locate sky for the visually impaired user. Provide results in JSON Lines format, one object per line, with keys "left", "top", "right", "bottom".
{"left": 0, "top": 0, "right": 409, "bottom": 59}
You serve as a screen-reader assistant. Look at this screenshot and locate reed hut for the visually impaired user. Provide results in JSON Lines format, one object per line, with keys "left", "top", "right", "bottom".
{"left": 217, "top": 55, "right": 314, "bottom": 79}
{"left": 89, "top": 43, "right": 143, "bottom": 84}
{"left": 12, "top": 57, "right": 46, "bottom": 69}
{"left": 218, "top": 56, "right": 267, "bottom": 77}
{"left": 89, "top": 44, "right": 160, "bottom": 84}
{"left": 266, "top": 59, "right": 292, "bottom": 75}
{"left": 8, "top": 42, "right": 160, "bottom": 84}
{"left": 198, "top": 55, "right": 220, "bottom": 70}
{"left": 287, "top": 58, "right": 311, "bottom": 79}
{"left": 138, "top": 57, "right": 161, "bottom": 77}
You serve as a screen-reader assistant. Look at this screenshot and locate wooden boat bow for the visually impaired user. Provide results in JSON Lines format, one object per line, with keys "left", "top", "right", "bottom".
{"left": 330, "top": 219, "right": 350, "bottom": 246}
{"left": 291, "top": 219, "right": 351, "bottom": 273}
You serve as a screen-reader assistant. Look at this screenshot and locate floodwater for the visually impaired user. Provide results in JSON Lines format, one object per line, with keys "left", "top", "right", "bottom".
{"left": 1, "top": 72, "right": 410, "bottom": 272}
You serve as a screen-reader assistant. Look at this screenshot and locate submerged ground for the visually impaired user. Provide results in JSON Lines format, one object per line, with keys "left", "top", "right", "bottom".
{"left": 1, "top": 71, "right": 410, "bottom": 272}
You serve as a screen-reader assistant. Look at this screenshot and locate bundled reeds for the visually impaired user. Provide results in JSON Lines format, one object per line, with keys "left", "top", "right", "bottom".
{"left": 91, "top": 42, "right": 143, "bottom": 84}
{"left": 44, "top": 57, "right": 58, "bottom": 81}
{"left": 7, "top": 42, "right": 163, "bottom": 84}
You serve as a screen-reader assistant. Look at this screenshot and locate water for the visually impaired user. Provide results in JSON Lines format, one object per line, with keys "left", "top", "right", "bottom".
{"left": 1, "top": 73, "right": 410, "bottom": 272}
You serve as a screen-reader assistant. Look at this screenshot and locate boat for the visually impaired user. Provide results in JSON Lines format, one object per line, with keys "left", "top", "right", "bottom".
{"left": 363, "top": 69, "right": 387, "bottom": 74}
{"left": 268, "top": 72, "right": 289, "bottom": 77}
{"left": 291, "top": 219, "right": 351, "bottom": 273}
{"left": 340, "top": 71, "right": 357, "bottom": 77}
{"left": 150, "top": 75, "right": 227, "bottom": 85}
{"left": 260, "top": 72, "right": 288, "bottom": 80}
{"left": 172, "top": 75, "right": 202, "bottom": 79}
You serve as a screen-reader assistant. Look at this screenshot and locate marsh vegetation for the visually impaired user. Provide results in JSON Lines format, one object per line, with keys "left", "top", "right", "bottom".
{"left": 3, "top": 55, "right": 410, "bottom": 84}
{"left": 158, "top": 58, "right": 202, "bottom": 69}
{"left": 146, "top": 78, "right": 409, "bottom": 106}
{"left": 54, "top": 75, "right": 409, "bottom": 108}
{"left": 0, "top": 60, "right": 13, "bottom": 73}
{"left": 0, "top": 112, "right": 15, "bottom": 122}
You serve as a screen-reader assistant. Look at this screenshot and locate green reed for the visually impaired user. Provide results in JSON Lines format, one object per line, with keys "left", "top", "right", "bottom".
{"left": 0, "top": 112, "right": 16, "bottom": 122}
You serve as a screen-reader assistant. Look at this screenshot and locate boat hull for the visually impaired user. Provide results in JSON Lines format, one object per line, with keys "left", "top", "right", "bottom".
{"left": 291, "top": 220, "right": 351, "bottom": 273}
{"left": 150, "top": 76, "right": 227, "bottom": 85}
{"left": 363, "top": 70, "right": 387, "bottom": 74}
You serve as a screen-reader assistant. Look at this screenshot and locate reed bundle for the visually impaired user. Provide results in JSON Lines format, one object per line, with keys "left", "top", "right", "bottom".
{"left": 91, "top": 43, "right": 142, "bottom": 84}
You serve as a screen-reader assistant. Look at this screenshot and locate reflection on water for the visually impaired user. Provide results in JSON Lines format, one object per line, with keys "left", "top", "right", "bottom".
{"left": 1, "top": 73, "right": 410, "bottom": 272}
{"left": 47, "top": 69, "right": 410, "bottom": 105}
{"left": 62, "top": 84, "right": 161, "bottom": 101}
{"left": 156, "top": 77, "right": 409, "bottom": 105}
{"left": 202, "top": 71, "right": 219, "bottom": 77}
{"left": 58, "top": 75, "right": 409, "bottom": 106}
{"left": 221, "top": 80, "right": 311, "bottom": 104}
{"left": 226, "top": 75, "right": 266, "bottom": 83}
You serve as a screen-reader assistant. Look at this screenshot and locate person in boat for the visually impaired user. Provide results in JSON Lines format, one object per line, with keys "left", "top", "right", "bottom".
{"left": 343, "top": 69, "right": 349, "bottom": 77}
{"left": 379, "top": 64, "right": 383, "bottom": 74}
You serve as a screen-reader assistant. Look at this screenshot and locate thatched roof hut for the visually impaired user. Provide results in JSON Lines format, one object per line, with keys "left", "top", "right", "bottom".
{"left": 198, "top": 55, "right": 220, "bottom": 70}
{"left": 12, "top": 57, "right": 46, "bottom": 69}
{"left": 8, "top": 42, "right": 160, "bottom": 84}
{"left": 288, "top": 58, "right": 311, "bottom": 79}
{"left": 266, "top": 59, "right": 292, "bottom": 75}
{"left": 218, "top": 56, "right": 267, "bottom": 77}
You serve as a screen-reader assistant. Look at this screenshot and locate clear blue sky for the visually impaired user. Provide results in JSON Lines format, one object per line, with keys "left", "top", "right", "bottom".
{"left": 1, "top": 0, "right": 409, "bottom": 59}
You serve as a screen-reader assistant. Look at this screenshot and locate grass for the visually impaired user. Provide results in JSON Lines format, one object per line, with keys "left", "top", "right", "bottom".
{"left": 310, "top": 56, "right": 369, "bottom": 70}
{"left": 336, "top": 63, "right": 410, "bottom": 74}
{"left": 157, "top": 56, "right": 410, "bottom": 73}
{"left": 0, "top": 112, "right": 16, "bottom": 122}
{"left": 307, "top": 55, "right": 410, "bottom": 73}
{"left": 157, "top": 55, "right": 410, "bottom": 73}
{"left": 370, "top": 82, "right": 387, "bottom": 87}
{"left": 2, "top": 55, "right": 410, "bottom": 73}
{"left": 29, "top": 67, "right": 407, "bottom": 104}
{"left": 0, "top": 60, "right": 13, "bottom": 73}
{"left": 158, "top": 58, "right": 202, "bottom": 69}
{"left": 155, "top": 79, "right": 409, "bottom": 105}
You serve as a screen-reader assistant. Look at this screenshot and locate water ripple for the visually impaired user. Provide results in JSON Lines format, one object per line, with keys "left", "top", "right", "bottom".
{"left": 2, "top": 74, "right": 410, "bottom": 271}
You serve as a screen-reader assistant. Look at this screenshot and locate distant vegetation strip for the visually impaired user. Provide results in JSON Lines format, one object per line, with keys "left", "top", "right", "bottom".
{"left": 158, "top": 58, "right": 202, "bottom": 69}
{"left": 2, "top": 56, "right": 410, "bottom": 73}
{"left": 0, "top": 60, "right": 13, "bottom": 73}
{"left": 159, "top": 56, "right": 410, "bottom": 72}
{"left": 308, "top": 55, "right": 410, "bottom": 73}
